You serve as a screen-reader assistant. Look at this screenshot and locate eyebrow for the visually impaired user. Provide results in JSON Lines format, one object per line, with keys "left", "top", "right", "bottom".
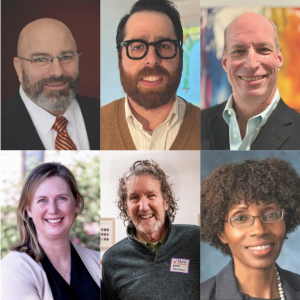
{"left": 34, "top": 193, "right": 69, "bottom": 199}
{"left": 230, "top": 42, "right": 274, "bottom": 49}
{"left": 129, "top": 36, "right": 174, "bottom": 42}
{"left": 29, "top": 50, "right": 75, "bottom": 57}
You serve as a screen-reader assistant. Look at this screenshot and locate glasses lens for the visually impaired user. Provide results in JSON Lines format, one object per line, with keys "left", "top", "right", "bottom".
{"left": 59, "top": 52, "right": 77, "bottom": 64}
{"left": 230, "top": 214, "right": 252, "bottom": 227}
{"left": 262, "top": 210, "right": 282, "bottom": 223}
{"left": 157, "top": 41, "right": 176, "bottom": 58}
{"left": 128, "top": 42, "right": 146, "bottom": 58}
{"left": 32, "top": 55, "right": 52, "bottom": 68}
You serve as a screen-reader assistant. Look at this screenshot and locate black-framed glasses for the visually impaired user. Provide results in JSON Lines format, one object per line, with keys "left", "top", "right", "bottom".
{"left": 119, "top": 39, "right": 181, "bottom": 60}
{"left": 18, "top": 51, "right": 82, "bottom": 69}
{"left": 224, "top": 210, "right": 284, "bottom": 228}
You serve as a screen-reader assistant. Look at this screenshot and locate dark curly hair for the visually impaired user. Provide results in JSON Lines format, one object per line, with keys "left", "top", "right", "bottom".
{"left": 116, "top": 0, "right": 183, "bottom": 58}
{"left": 116, "top": 160, "right": 179, "bottom": 228}
{"left": 201, "top": 158, "right": 300, "bottom": 256}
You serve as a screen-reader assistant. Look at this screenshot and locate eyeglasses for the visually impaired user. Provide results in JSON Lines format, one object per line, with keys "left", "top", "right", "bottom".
{"left": 224, "top": 210, "right": 284, "bottom": 228}
{"left": 18, "top": 51, "right": 82, "bottom": 69}
{"left": 119, "top": 39, "right": 181, "bottom": 60}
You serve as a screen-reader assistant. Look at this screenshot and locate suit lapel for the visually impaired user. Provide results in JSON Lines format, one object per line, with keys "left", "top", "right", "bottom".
{"left": 208, "top": 103, "right": 230, "bottom": 150}
{"left": 251, "top": 99, "right": 291, "bottom": 150}
{"left": 2, "top": 92, "right": 45, "bottom": 150}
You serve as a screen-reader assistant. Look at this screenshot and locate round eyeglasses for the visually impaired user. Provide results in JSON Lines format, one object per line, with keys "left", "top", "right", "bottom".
{"left": 18, "top": 51, "right": 82, "bottom": 69}
{"left": 224, "top": 210, "right": 284, "bottom": 228}
{"left": 119, "top": 39, "right": 181, "bottom": 60}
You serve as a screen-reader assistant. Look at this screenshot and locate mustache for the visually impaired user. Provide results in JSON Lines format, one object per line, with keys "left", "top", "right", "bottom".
{"left": 39, "top": 75, "right": 76, "bottom": 85}
{"left": 136, "top": 65, "right": 170, "bottom": 79}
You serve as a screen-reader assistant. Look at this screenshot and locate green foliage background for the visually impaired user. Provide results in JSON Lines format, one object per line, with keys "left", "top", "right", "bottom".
{"left": 1, "top": 155, "right": 100, "bottom": 259}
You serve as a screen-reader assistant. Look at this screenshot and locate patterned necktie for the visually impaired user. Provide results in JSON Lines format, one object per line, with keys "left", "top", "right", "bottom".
{"left": 52, "top": 116, "right": 77, "bottom": 150}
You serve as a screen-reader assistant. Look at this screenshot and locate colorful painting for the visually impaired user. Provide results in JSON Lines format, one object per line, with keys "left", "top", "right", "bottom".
{"left": 200, "top": 7, "right": 300, "bottom": 112}
{"left": 178, "top": 26, "right": 200, "bottom": 107}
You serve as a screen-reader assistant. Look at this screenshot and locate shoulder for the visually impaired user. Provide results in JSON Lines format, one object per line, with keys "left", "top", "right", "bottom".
{"left": 201, "top": 101, "right": 227, "bottom": 119}
{"left": 2, "top": 92, "right": 23, "bottom": 116}
{"left": 101, "top": 98, "right": 125, "bottom": 117}
{"left": 200, "top": 276, "right": 217, "bottom": 300}
{"left": 279, "top": 99, "right": 300, "bottom": 119}
{"left": 72, "top": 243, "right": 100, "bottom": 260}
{"left": 172, "top": 224, "right": 200, "bottom": 236}
{"left": 1, "top": 250, "right": 38, "bottom": 268}
{"left": 102, "top": 237, "right": 130, "bottom": 264}
{"left": 278, "top": 266, "right": 300, "bottom": 290}
{"left": 76, "top": 94, "right": 100, "bottom": 108}
{"left": 178, "top": 97, "right": 200, "bottom": 115}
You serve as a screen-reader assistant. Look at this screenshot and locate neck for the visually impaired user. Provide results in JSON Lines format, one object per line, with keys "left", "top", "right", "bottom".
{"left": 136, "top": 225, "right": 165, "bottom": 243}
{"left": 234, "top": 260, "right": 280, "bottom": 299}
{"left": 37, "top": 233, "right": 71, "bottom": 264}
{"left": 128, "top": 96, "right": 175, "bottom": 131}
{"left": 232, "top": 90, "right": 276, "bottom": 139}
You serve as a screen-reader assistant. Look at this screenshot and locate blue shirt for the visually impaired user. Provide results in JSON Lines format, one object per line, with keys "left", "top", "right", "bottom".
{"left": 222, "top": 89, "right": 281, "bottom": 150}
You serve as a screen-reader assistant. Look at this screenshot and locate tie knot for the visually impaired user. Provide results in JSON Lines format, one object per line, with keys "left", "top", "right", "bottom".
{"left": 53, "top": 116, "right": 68, "bottom": 132}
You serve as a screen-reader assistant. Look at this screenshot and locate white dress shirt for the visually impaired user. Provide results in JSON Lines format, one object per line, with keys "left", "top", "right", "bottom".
{"left": 125, "top": 95, "right": 186, "bottom": 150}
{"left": 20, "top": 85, "right": 90, "bottom": 150}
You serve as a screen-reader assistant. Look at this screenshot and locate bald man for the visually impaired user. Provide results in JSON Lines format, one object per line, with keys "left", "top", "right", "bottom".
{"left": 1, "top": 18, "right": 100, "bottom": 150}
{"left": 201, "top": 12, "right": 300, "bottom": 150}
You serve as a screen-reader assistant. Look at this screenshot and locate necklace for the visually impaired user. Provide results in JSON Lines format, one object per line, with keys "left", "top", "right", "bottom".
{"left": 239, "top": 266, "right": 285, "bottom": 300}
{"left": 60, "top": 257, "right": 71, "bottom": 278}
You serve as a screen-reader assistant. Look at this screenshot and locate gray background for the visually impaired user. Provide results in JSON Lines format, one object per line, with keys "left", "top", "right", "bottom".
{"left": 201, "top": 151, "right": 300, "bottom": 283}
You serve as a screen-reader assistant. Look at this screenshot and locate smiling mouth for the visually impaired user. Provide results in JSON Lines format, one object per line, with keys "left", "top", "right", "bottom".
{"left": 246, "top": 244, "right": 273, "bottom": 250}
{"left": 140, "top": 214, "right": 154, "bottom": 219}
{"left": 141, "top": 76, "right": 163, "bottom": 82}
{"left": 45, "top": 218, "right": 63, "bottom": 224}
{"left": 239, "top": 75, "right": 267, "bottom": 81}
{"left": 45, "top": 82, "right": 66, "bottom": 86}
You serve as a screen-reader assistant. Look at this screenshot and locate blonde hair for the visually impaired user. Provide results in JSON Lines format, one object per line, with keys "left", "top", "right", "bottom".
{"left": 11, "top": 162, "right": 84, "bottom": 262}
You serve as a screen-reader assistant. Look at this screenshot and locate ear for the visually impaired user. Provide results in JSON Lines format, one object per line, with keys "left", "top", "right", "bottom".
{"left": 163, "top": 197, "right": 169, "bottom": 211}
{"left": 13, "top": 57, "right": 23, "bottom": 83}
{"left": 222, "top": 51, "right": 228, "bottom": 72}
{"left": 217, "top": 231, "right": 228, "bottom": 244}
{"left": 117, "top": 51, "right": 120, "bottom": 62}
{"left": 277, "top": 48, "right": 284, "bottom": 70}
{"left": 26, "top": 206, "right": 33, "bottom": 218}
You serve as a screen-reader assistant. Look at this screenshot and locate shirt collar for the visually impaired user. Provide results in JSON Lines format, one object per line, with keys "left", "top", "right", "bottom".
{"left": 124, "top": 94, "right": 179, "bottom": 129}
{"left": 19, "top": 85, "right": 78, "bottom": 136}
{"left": 223, "top": 89, "right": 281, "bottom": 126}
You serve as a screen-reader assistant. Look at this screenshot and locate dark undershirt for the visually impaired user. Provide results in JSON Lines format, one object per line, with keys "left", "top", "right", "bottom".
{"left": 243, "top": 294, "right": 281, "bottom": 300}
{"left": 41, "top": 243, "right": 100, "bottom": 300}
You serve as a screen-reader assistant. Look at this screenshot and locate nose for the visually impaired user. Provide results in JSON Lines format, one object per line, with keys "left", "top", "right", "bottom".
{"left": 139, "top": 196, "right": 150, "bottom": 211}
{"left": 47, "top": 57, "right": 65, "bottom": 77}
{"left": 48, "top": 201, "right": 59, "bottom": 214}
{"left": 144, "top": 45, "right": 162, "bottom": 66}
{"left": 249, "top": 216, "right": 269, "bottom": 237}
{"left": 243, "top": 49, "right": 260, "bottom": 70}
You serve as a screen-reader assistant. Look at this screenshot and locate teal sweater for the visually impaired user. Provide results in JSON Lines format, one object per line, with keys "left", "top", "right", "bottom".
{"left": 102, "top": 224, "right": 200, "bottom": 300}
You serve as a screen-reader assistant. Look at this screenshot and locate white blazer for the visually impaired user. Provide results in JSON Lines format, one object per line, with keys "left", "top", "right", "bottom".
{"left": 1, "top": 243, "right": 100, "bottom": 300}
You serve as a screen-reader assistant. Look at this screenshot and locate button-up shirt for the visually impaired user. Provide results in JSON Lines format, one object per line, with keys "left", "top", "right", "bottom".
{"left": 20, "top": 85, "right": 90, "bottom": 150}
{"left": 125, "top": 95, "right": 186, "bottom": 150}
{"left": 222, "top": 89, "right": 281, "bottom": 150}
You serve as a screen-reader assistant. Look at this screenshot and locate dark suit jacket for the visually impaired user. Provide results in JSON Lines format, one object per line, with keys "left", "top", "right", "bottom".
{"left": 200, "top": 260, "right": 300, "bottom": 300}
{"left": 201, "top": 99, "right": 300, "bottom": 150}
{"left": 1, "top": 92, "right": 100, "bottom": 150}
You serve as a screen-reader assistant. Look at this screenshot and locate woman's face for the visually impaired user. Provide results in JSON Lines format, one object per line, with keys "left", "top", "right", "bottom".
{"left": 218, "top": 201, "right": 286, "bottom": 270}
{"left": 26, "top": 176, "right": 79, "bottom": 242}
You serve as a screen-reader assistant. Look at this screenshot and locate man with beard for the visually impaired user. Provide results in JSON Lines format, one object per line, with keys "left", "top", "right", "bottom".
{"left": 101, "top": 0, "right": 200, "bottom": 150}
{"left": 102, "top": 160, "right": 200, "bottom": 300}
{"left": 1, "top": 18, "right": 100, "bottom": 150}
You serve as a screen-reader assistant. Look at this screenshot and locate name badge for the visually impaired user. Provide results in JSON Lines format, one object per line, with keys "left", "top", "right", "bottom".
{"left": 170, "top": 258, "right": 190, "bottom": 274}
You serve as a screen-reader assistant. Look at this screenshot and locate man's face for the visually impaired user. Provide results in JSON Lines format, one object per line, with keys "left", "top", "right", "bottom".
{"left": 222, "top": 13, "right": 283, "bottom": 104}
{"left": 119, "top": 11, "right": 182, "bottom": 110}
{"left": 15, "top": 21, "right": 80, "bottom": 113}
{"left": 126, "top": 175, "right": 168, "bottom": 238}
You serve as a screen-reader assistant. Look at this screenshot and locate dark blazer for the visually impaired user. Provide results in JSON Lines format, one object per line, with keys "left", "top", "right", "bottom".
{"left": 1, "top": 92, "right": 100, "bottom": 150}
{"left": 201, "top": 260, "right": 300, "bottom": 300}
{"left": 201, "top": 99, "right": 300, "bottom": 150}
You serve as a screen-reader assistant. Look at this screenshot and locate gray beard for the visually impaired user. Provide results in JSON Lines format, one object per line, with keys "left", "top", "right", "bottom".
{"left": 22, "top": 69, "right": 80, "bottom": 112}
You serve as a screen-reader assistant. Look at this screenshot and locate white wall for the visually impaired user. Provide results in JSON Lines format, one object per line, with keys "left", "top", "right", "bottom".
{"left": 201, "top": 0, "right": 300, "bottom": 7}
{"left": 100, "top": 150, "right": 200, "bottom": 257}
{"left": 100, "top": 0, "right": 200, "bottom": 106}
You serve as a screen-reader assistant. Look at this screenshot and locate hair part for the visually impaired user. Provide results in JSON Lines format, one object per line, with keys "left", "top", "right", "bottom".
{"left": 201, "top": 158, "right": 300, "bottom": 256}
{"left": 11, "top": 162, "right": 84, "bottom": 262}
{"left": 116, "top": 0, "right": 183, "bottom": 59}
{"left": 116, "top": 160, "right": 179, "bottom": 228}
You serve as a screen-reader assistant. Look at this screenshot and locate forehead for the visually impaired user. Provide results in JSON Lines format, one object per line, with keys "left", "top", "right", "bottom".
{"left": 22, "top": 25, "right": 76, "bottom": 56}
{"left": 124, "top": 11, "right": 177, "bottom": 41}
{"left": 226, "top": 15, "right": 276, "bottom": 49}
{"left": 228, "top": 201, "right": 278, "bottom": 212}
{"left": 34, "top": 176, "right": 70, "bottom": 193}
{"left": 126, "top": 175, "right": 161, "bottom": 193}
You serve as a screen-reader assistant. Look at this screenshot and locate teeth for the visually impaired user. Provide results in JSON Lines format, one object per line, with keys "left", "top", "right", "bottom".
{"left": 140, "top": 214, "right": 154, "bottom": 219}
{"left": 241, "top": 76, "right": 264, "bottom": 81}
{"left": 248, "top": 244, "right": 272, "bottom": 250}
{"left": 142, "top": 76, "right": 162, "bottom": 82}
{"left": 46, "top": 218, "right": 62, "bottom": 223}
